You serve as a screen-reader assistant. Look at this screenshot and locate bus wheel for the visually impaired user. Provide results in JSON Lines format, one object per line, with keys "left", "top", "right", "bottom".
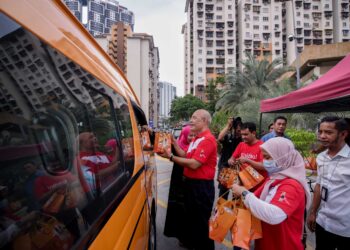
{"left": 148, "top": 211, "right": 156, "bottom": 250}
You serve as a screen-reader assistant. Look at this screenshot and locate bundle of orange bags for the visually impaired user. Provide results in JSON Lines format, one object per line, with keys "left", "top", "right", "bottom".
{"left": 153, "top": 132, "right": 171, "bottom": 154}
{"left": 209, "top": 197, "right": 262, "bottom": 249}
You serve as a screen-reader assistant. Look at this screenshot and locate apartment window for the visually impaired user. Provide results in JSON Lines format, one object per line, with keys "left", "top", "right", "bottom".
{"left": 253, "top": 16, "right": 259, "bottom": 21}
{"left": 228, "top": 14, "right": 233, "bottom": 19}
{"left": 325, "top": 22, "right": 330, "bottom": 27}
{"left": 246, "top": 23, "right": 250, "bottom": 28}
{"left": 253, "top": 25, "right": 259, "bottom": 30}
{"left": 245, "top": 32, "right": 251, "bottom": 38}
{"left": 275, "top": 6, "right": 279, "bottom": 11}
{"left": 207, "top": 50, "right": 213, "bottom": 55}
{"left": 343, "top": 22, "right": 347, "bottom": 27}
{"left": 324, "top": 4, "right": 329, "bottom": 9}
{"left": 275, "top": 50, "right": 280, "bottom": 55}
{"left": 199, "top": 49, "right": 202, "bottom": 54}
{"left": 228, "top": 40, "right": 234, "bottom": 46}
{"left": 198, "top": 20, "right": 203, "bottom": 27}
{"left": 264, "top": 25, "right": 269, "bottom": 30}
{"left": 312, "top": 5, "right": 318, "bottom": 10}
{"left": 297, "top": 12, "right": 301, "bottom": 17}
{"left": 228, "top": 59, "right": 233, "bottom": 64}
{"left": 304, "top": 14, "right": 309, "bottom": 19}
{"left": 217, "top": 15, "right": 222, "bottom": 20}
{"left": 198, "top": 58, "right": 202, "bottom": 63}
{"left": 228, "top": 49, "right": 234, "bottom": 55}
{"left": 216, "top": 6, "right": 222, "bottom": 11}
{"left": 254, "top": 34, "right": 260, "bottom": 39}
{"left": 343, "top": 30, "right": 349, "bottom": 36}
{"left": 262, "top": 7, "right": 268, "bottom": 13}
{"left": 199, "top": 68, "right": 203, "bottom": 73}
{"left": 274, "top": 15, "right": 278, "bottom": 20}
{"left": 228, "top": 5, "right": 232, "bottom": 10}
{"left": 275, "top": 32, "right": 280, "bottom": 38}
{"left": 206, "top": 59, "right": 214, "bottom": 65}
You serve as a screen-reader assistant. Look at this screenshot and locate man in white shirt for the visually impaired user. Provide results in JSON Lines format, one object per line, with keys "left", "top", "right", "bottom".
{"left": 307, "top": 116, "right": 350, "bottom": 250}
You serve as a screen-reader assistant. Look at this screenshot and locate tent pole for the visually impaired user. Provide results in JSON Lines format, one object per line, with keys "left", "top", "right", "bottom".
{"left": 259, "top": 113, "right": 263, "bottom": 138}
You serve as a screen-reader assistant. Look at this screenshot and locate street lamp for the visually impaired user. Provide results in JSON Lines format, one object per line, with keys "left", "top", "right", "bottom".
{"left": 288, "top": 34, "right": 301, "bottom": 89}
{"left": 289, "top": 0, "right": 301, "bottom": 89}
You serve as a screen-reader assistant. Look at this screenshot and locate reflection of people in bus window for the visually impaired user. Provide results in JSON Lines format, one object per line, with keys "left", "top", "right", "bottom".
{"left": 78, "top": 132, "right": 117, "bottom": 195}
{"left": 105, "top": 139, "right": 119, "bottom": 163}
{"left": 23, "top": 162, "right": 44, "bottom": 210}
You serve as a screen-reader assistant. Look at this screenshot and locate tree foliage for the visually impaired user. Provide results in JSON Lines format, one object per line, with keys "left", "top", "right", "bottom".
{"left": 205, "top": 79, "right": 220, "bottom": 114}
{"left": 170, "top": 94, "right": 206, "bottom": 122}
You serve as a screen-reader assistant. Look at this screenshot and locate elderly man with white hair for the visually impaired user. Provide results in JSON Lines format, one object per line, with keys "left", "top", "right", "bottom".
{"left": 159, "top": 109, "right": 217, "bottom": 250}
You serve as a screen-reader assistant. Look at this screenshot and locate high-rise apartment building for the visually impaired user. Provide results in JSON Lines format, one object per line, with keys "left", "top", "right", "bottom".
{"left": 237, "top": 0, "right": 283, "bottom": 65}
{"left": 63, "top": 0, "right": 83, "bottom": 21}
{"left": 184, "top": 0, "right": 237, "bottom": 97}
{"left": 63, "top": 0, "right": 134, "bottom": 37}
{"left": 159, "top": 81, "right": 177, "bottom": 127}
{"left": 106, "top": 22, "right": 132, "bottom": 74}
{"left": 184, "top": 0, "right": 350, "bottom": 94}
{"left": 127, "top": 34, "right": 160, "bottom": 127}
{"left": 285, "top": 0, "right": 350, "bottom": 65}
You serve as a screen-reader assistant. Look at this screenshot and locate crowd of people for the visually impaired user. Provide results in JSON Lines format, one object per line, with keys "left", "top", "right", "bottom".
{"left": 159, "top": 110, "right": 350, "bottom": 250}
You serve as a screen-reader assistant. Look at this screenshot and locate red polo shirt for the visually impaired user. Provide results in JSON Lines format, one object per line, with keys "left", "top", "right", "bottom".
{"left": 254, "top": 178, "right": 306, "bottom": 250}
{"left": 184, "top": 129, "right": 217, "bottom": 180}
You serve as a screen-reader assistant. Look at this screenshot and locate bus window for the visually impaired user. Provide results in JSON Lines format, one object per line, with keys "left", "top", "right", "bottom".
{"left": 0, "top": 12, "right": 133, "bottom": 248}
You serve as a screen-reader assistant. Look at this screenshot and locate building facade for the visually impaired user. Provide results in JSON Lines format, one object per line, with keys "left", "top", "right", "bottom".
{"left": 184, "top": 0, "right": 237, "bottom": 97}
{"left": 159, "top": 81, "right": 177, "bottom": 128}
{"left": 63, "top": 0, "right": 134, "bottom": 37}
{"left": 183, "top": 0, "right": 350, "bottom": 95}
{"left": 127, "top": 34, "right": 160, "bottom": 127}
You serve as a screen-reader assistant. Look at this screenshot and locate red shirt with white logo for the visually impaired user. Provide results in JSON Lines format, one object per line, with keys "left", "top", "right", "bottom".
{"left": 254, "top": 178, "right": 306, "bottom": 250}
{"left": 232, "top": 140, "right": 267, "bottom": 178}
{"left": 184, "top": 129, "right": 217, "bottom": 180}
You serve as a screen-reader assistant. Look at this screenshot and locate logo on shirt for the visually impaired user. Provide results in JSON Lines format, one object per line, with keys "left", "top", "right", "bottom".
{"left": 199, "top": 149, "right": 206, "bottom": 158}
{"left": 278, "top": 191, "right": 290, "bottom": 205}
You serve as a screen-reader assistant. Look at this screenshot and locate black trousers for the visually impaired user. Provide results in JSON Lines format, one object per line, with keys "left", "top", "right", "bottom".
{"left": 316, "top": 223, "right": 350, "bottom": 250}
{"left": 184, "top": 178, "right": 215, "bottom": 250}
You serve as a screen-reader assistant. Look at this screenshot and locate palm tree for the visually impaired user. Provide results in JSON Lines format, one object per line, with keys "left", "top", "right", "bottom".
{"left": 216, "top": 54, "right": 294, "bottom": 113}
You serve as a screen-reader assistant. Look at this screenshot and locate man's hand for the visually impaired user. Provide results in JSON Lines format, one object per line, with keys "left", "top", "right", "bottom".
{"left": 231, "top": 184, "right": 247, "bottom": 197}
{"left": 157, "top": 146, "right": 171, "bottom": 159}
{"left": 238, "top": 157, "right": 250, "bottom": 164}
{"left": 228, "top": 157, "right": 235, "bottom": 166}
{"left": 307, "top": 212, "right": 317, "bottom": 232}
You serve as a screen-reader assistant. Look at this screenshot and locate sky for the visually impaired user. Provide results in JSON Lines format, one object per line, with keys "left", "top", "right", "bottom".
{"left": 119, "top": 0, "right": 187, "bottom": 96}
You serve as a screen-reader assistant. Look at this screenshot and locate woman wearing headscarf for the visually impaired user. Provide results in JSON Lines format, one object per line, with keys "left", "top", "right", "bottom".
{"left": 164, "top": 125, "right": 195, "bottom": 247}
{"left": 231, "top": 137, "right": 311, "bottom": 250}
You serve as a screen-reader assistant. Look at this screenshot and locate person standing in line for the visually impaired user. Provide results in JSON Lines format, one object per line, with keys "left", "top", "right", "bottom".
{"left": 163, "top": 125, "right": 196, "bottom": 247}
{"left": 217, "top": 117, "right": 242, "bottom": 199}
{"left": 307, "top": 116, "right": 350, "bottom": 250}
{"left": 261, "top": 116, "right": 289, "bottom": 142}
{"left": 158, "top": 109, "right": 217, "bottom": 250}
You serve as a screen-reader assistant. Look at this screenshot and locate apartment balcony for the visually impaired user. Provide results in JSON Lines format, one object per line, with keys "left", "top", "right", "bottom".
{"left": 325, "top": 38, "right": 333, "bottom": 44}
{"left": 303, "top": 3, "right": 311, "bottom": 10}
{"left": 313, "top": 39, "right": 323, "bottom": 45}
{"left": 341, "top": 12, "right": 349, "bottom": 19}
{"left": 304, "top": 38, "right": 312, "bottom": 45}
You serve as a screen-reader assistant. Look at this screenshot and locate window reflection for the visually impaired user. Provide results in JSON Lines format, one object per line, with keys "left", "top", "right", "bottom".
{"left": 0, "top": 12, "right": 134, "bottom": 248}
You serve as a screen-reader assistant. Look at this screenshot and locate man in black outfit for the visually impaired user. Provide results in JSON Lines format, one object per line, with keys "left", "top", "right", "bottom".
{"left": 217, "top": 117, "right": 242, "bottom": 199}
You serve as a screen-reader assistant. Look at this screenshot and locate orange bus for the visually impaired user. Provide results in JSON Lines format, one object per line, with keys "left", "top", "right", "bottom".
{"left": 0, "top": 0, "right": 157, "bottom": 249}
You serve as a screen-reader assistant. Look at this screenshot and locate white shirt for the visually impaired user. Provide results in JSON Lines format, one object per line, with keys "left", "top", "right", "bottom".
{"left": 316, "top": 144, "right": 350, "bottom": 237}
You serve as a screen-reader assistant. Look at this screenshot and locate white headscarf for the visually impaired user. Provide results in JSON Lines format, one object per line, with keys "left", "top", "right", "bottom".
{"left": 260, "top": 137, "right": 311, "bottom": 208}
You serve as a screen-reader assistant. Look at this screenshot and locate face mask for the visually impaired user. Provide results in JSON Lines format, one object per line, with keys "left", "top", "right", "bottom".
{"left": 263, "top": 160, "right": 281, "bottom": 174}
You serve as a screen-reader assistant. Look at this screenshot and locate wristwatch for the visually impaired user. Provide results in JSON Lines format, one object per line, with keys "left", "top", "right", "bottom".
{"left": 241, "top": 190, "right": 249, "bottom": 200}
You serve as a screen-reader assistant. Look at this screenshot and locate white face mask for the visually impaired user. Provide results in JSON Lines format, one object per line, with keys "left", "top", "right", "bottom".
{"left": 263, "top": 159, "right": 281, "bottom": 174}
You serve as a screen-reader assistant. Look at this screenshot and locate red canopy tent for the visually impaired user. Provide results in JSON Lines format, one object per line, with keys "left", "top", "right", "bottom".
{"left": 260, "top": 54, "right": 350, "bottom": 113}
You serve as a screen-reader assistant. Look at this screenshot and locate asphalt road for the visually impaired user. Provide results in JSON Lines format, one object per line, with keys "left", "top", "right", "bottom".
{"left": 155, "top": 155, "right": 316, "bottom": 250}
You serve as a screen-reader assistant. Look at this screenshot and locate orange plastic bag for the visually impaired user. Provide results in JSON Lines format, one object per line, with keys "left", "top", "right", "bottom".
{"left": 238, "top": 165, "right": 264, "bottom": 190}
{"left": 304, "top": 156, "right": 317, "bottom": 170}
{"left": 141, "top": 131, "right": 152, "bottom": 150}
{"left": 154, "top": 132, "right": 171, "bottom": 154}
{"left": 218, "top": 167, "right": 240, "bottom": 188}
{"left": 209, "top": 198, "right": 237, "bottom": 242}
{"left": 231, "top": 207, "right": 251, "bottom": 250}
{"left": 250, "top": 214, "right": 263, "bottom": 241}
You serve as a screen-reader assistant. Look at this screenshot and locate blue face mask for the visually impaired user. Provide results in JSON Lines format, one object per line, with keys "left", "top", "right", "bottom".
{"left": 263, "top": 160, "right": 281, "bottom": 174}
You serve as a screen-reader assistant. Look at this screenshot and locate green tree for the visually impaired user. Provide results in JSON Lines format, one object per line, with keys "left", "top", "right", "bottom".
{"left": 205, "top": 79, "right": 220, "bottom": 114}
{"left": 216, "top": 54, "right": 294, "bottom": 113}
{"left": 170, "top": 94, "right": 206, "bottom": 122}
